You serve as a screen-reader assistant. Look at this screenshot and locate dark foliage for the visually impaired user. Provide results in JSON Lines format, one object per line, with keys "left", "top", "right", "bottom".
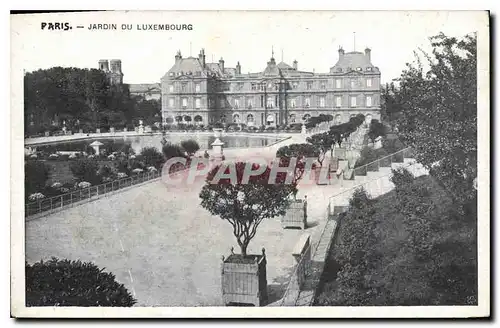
{"left": 26, "top": 258, "right": 136, "bottom": 307}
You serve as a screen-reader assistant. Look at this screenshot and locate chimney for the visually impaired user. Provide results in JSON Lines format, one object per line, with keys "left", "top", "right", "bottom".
{"left": 365, "top": 47, "right": 371, "bottom": 61}
{"left": 175, "top": 50, "right": 182, "bottom": 63}
{"left": 236, "top": 61, "right": 241, "bottom": 75}
{"left": 293, "top": 60, "right": 298, "bottom": 70}
{"left": 338, "top": 47, "right": 345, "bottom": 58}
{"left": 219, "top": 57, "right": 225, "bottom": 72}
{"left": 198, "top": 48, "right": 206, "bottom": 68}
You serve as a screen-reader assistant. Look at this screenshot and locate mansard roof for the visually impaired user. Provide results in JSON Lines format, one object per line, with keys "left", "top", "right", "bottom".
{"left": 330, "top": 51, "right": 380, "bottom": 73}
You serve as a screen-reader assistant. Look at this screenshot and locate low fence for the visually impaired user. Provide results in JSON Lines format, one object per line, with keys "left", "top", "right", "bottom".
{"left": 25, "top": 170, "right": 162, "bottom": 218}
{"left": 279, "top": 241, "right": 313, "bottom": 306}
{"left": 352, "top": 147, "right": 413, "bottom": 176}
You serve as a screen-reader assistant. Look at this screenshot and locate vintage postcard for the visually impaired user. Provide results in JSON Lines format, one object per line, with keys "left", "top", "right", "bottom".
{"left": 10, "top": 10, "right": 490, "bottom": 318}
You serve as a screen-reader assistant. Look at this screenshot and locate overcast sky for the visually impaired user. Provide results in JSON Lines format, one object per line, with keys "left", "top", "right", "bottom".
{"left": 11, "top": 11, "right": 486, "bottom": 84}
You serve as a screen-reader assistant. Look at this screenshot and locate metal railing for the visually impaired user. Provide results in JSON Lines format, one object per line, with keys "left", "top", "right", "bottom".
{"left": 279, "top": 241, "right": 313, "bottom": 306}
{"left": 328, "top": 147, "right": 416, "bottom": 215}
{"left": 25, "top": 170, "right": 162, "bottom": 218}
{"left": 351, "top": 147, "right": 413, "bottom": 176}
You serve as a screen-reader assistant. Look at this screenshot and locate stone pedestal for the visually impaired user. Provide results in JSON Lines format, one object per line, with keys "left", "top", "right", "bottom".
{"left": 110, "top": 127, "right": 115, "bottom": 133}
{"left": 96, "top": 128, "right": 101, "bottom": 134}
{"left": 211, "top": 138, "right": 225, "bottom": 160}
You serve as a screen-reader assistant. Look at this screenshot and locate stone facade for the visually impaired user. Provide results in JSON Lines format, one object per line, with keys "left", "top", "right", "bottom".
{"left": 98, "top": 59, "right": 124, "bottom": 85}
{"left": 160, "top": 47, "right": 381, "bottom": 127}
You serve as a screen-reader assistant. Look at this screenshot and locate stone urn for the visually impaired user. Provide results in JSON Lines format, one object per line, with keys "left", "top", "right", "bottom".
{"left": 221, "top": 248, "right": 268, "bottom": 306}
{"left": 213, "top": 128, "right": 223, "bottom": 138}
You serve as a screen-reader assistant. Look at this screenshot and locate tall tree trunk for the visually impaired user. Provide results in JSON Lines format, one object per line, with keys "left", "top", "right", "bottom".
{"left": 240, "top": 243, "right": 248, "bottom": 257}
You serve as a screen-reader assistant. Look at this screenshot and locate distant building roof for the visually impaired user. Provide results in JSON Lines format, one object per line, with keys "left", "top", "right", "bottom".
{"left": 330, "top": 51, "right": 379, "bottom": 73}
{"left": 168, "top": 57, "right": 205, "bottom": 75}
{"left": 129, "top": 83, "right": 161, "bottom": 94}
{"left": 277, "top": 61, "right": 293, "bottom": 70}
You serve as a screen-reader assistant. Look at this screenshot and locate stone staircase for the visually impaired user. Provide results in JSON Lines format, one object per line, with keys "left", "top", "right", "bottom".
{"left": 327, "top": 154, "right": 429, "bottom": 215}
{"left": 279, "top": 148, "right": 430, "bottom": 307}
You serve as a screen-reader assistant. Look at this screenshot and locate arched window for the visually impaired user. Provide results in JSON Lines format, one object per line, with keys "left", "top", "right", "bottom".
{"left": 233, "top": 114, "right": 240, "bottom": 123}
{"left": 246, "top": 114, "right": 254, "bottom": 123}
{"left": 194, "top": 115, "right": 203, "bottom": 123}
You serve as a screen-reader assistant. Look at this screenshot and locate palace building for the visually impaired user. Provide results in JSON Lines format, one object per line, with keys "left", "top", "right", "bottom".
{"left": 159, "top": 47, "right": 381, "bottom": 127}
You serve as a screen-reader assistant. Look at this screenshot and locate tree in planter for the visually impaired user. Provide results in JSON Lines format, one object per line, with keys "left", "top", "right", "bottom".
{"left": 199, "top": 162, "right": 297, "bottom": 257}
{"left": 70, "top": 158, "right": 101, "bottom": 185}
{"left": 140, "top": 146, "right": 164, "bottom": 168}
{"left": 306, "top": 132, "right": 334, "bottom": 167}
{"left": 276, "top": 143, "right": 319, "bottom": 185}
{"left": 367, "top": 119, "right": 387, "bottom": 144}
{"left": 25, "top": 161, "right": 50, "bottom": 197}
{"left": 26, "top": 257, "right": 136, "bottom": 306}
{"left": 180, "top": 139, "right": 200, "bottom": 157}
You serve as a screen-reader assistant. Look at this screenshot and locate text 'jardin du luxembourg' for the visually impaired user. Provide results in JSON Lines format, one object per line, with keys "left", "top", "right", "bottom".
{"left": 88, "top": 23, "right": 194, "bottom": 31}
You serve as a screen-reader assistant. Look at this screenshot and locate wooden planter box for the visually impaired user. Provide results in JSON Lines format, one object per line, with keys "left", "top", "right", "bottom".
{"left": 281, "top": 199, "right": 307, "bottom": 229}
{"left": 221, "top": 249, "right": 267, "bottom": 306}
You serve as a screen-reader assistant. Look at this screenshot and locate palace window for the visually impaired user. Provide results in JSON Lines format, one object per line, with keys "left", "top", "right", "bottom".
{"left": 247, "top": 97, "right": 253, "bottom": 109}
{"left": 251, "top": 83, "right": 257, "bottom": 91}
{"left": 195, "top": 98, "right": 201, "bottom": 109}
{"left": 168, "top": 84, "right": 174, "bottom": 93}
{"left": 335, "top": 96, "right": 342, "bottom": 108}
{"left": 267, "top": 96, "right": 274, "bottom": 108}
{"left": 356, "top": 67, "right": 362, "bottom": 71}
{"left": 290, "top": 98, "right": 296, "bottom": 108}
{"left": 335, "top": 79, "right": 342, "bottom": 88}
{"left": 292, "top": 81, "right": 299, "bottom": 89}
{"left": 181, "top": 83, "right": 188, "bottom": 92}
{"left": 306, "top": 81, "right": 313, "bottom": 90}
{"left": 320, "top": 81, "right": 326, "bottom": 89}
{"left": 304, "top": 97, "right": 310, "bottom": 108}
{"left": 195, "top": 83, "right": 201, "bottom": 92}
{"left": 366, "top": 96, "right": 372, "bottom": 107}
{"left": 182, "top": 97, "right": 188, "bottom": 108}
{"left": 351, "top": 80, "right": 356, "bottom": 88}
{"left": 319, "top": 96, "right": 326, "bottom": 108}
{"left": 169, "top": 98, "right": 175, "bottom": 108}
{"left": 366, "top": 78, "right": 372, "bottom": 87}
{"left": 350, "top": 96, "right": 357, "bottom": 108}
{"left": 366, "top": 67, "right": 373, "bottom": 71}
{"left": 234, "top": 98, "right": 240, "bottom": 109}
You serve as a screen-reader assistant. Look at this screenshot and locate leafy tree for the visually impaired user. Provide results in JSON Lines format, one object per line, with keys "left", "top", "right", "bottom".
{"left": 162, "top": 142, "right": 185, "bottom": 160}
{"left": 180, "top": 139, "right": 200, "bottom": 157}
{"left": 367, "top": 119, "right": 387, "bottom": 143}
{"left": 276, "top": 143, "right": 319, "bottom": 182}
{"left": 306, "top": 132, "right": 334, "bottom": 166}
{"left": 25, "top": 161, "right": 50, "bottom": 197}
{"left": 140, "top": 146, "right": 164, "bottom": 168}
{"left": 199, "top": 162, "right": 297, "bottom": 256}
{"left": 393, "top": 33, "right": 477, "bottom": 211}
{"left": 26, "top": 258, "right": 136, "bottom": 306}
{"left": 70, "top": 158, "right": 101, "bottom": 185}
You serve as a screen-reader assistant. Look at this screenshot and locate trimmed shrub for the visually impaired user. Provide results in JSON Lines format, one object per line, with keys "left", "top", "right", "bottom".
{"left": 140, "top": 146, "right": 164, "bottom": 168}
{"left": 180, "top": 140, "right": 200, "bottom": 157}
{"left": 26, "top": 258, "right": 136, "bottom": 307}
{"left": 70, "top": 158, "right": 101, "bottom": 185}
{"left": 25, "top": 161, "right": 50, "bottom": 197}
